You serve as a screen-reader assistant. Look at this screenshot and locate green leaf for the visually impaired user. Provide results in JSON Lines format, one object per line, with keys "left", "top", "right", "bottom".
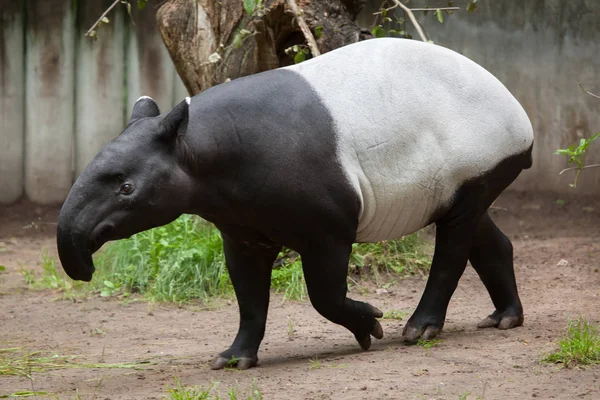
{"left": 371, "top": 25, "right": 386, "bottom": 38}
{"left": 294, "top": 51, "right": 306, "bottom": 64}
{"left": 243, "top": 0, "right": 256, "bottom": 15}
{"left": 122, "top": 1, "right": 132, "bottom": 18}
{"left": 0, "top": 265, "right": 5, "bottom": 271}
{"left": 314, "top": 25, "right": 323, "bottom": 39}
{"left": 436, "top": 9, "right": 444, "bottom": 23}
{"left": 104, "top": 280, "right": 115, "bottom": 288}
{"left": 467, "top": 0, "right": 478, "bottom": 12}
{"left": 137, "top": 0, "right": 148, "bottom": 10}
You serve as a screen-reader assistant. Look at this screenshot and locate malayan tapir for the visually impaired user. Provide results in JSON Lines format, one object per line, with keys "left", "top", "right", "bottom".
{"left": 57, "top": 38, "right": 534, "bottom": 370}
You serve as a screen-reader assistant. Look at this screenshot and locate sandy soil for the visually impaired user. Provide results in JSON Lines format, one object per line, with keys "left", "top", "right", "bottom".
{"left": 1, "top": 191, "right": 599, "bottom": 400}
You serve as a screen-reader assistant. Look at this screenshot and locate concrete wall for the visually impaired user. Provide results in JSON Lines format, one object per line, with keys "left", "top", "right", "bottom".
{"left": 360, "top": 0, "right": 600, "bottom": 194}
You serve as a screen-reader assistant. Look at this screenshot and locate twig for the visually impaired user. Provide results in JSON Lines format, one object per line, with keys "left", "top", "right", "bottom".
{"left": 285, "top": 0, "right": 321, "bottom": 57}
{"left": 85, "top": 0, "right": 121, "bottom": 37}
{"left": 374, "top": 5, "right": 459, "bottom": 15}
{"left": 559, "top": 164, "right": 600, "bottom": 175}
{"left": 409, "top": 7, "right": 460, "bottom": 11}
{"left": 391, "top": 0, "right": 429, "bottom": 42}
{"left": 578, "top": 82, "right": 600, "bottom": 100}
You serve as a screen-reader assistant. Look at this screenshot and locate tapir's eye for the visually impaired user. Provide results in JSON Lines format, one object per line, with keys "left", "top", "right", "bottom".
{"left": 120, "top": 183, "right": 135, "bottom": 195}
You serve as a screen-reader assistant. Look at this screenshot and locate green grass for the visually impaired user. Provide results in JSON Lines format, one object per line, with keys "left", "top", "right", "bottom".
{"left": 543, "top": 318, "right": 600, "bottom": 367}
{"left": 350, "top": 234, "right": 431, "bottom": 283}
{"left": 25, "top": 215, "right": 430, "bottom": 303}
{"left": 166, "top": 377, "right": 262, "bottom": 400}
{"left": 382, "top": 309, "right": 409, "bottom": 320}
{"left": 0, "top": 347, "right": 153, "bottom": 378}
{"left": 416, "top": 339, "right": 441, "bottom": 349}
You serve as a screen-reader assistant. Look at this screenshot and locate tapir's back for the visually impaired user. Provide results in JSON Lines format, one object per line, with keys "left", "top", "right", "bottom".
{"left": 285, "top": 38, "right": 533, "bottom": 242}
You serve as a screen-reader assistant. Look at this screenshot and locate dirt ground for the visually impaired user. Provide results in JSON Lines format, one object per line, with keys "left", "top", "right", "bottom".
{"left": 1, "top": 191, "right": 599, "bottom": 400}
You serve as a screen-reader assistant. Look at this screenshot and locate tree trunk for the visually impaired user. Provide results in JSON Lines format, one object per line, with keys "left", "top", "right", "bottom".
{"left": 156, "top": 0, "right": 370, "bottom": 95}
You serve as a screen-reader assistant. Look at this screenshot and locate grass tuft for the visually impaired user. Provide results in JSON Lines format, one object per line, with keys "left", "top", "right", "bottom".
{"left": 166, "top": 377, "right": 262, "bottom": 400}
{"left": 543, "top": 318, "right": 600, "bottom": 367}
{"left": 26, "top": 215, "right": 430, "bottom": 303}
{"left": 350, "top": 234, "right": 431, "bottom": 283}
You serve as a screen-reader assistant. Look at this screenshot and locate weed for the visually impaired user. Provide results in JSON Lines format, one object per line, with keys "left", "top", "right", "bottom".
{"left": 543, "top": 318, "right": 600, "bottom": 367}
{"left": 458, "top": 393, "right": 470, "bottom": 400}
{"left": 416, "top": 339, "right": 441, "bottom": 349}
{"left": 308, "top": 358, "right": 321, "bottom": 370}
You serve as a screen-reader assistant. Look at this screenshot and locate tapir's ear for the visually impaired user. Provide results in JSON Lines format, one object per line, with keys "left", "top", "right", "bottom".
{"left": 159, "top": 97, "right": 190, "bottom": 141}
{"left": 129, "top": 96, "right": 160, "bottom": 123}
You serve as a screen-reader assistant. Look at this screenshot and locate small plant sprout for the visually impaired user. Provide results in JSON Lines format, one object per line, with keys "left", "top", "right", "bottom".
{"left": 543, "top": 318, "right": 600, "bottom": 367}
{"left": 556, "top": 132, "right": 600, "bottom": 188}
{"left": 416, "top": 338, "right": 441, "bottom": 349}
{"left": 287, "top": 317, "right": 296, "bottom": 338}
{"left": 308, "top": 358, "right": 321, "bottom": 370}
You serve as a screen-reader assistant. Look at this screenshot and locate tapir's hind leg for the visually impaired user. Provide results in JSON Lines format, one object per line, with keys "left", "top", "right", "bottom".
{"left": 470, "top": 212, "right": 524, "bottom": 329}
{"left": 301, "top": 240, "right": 384, "bottom": 350}
{"left": 402, "top": 216, "right": 476, "bottom": 343}
{"left": 210, "top": 230, "right": 281, "bottom": 370}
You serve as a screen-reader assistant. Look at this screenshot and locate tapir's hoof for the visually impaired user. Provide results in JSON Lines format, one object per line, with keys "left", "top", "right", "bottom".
{"left": 478, "top": 310, "right": 524, "bottom": 330}
{"left": 355, "top": 317, "right": 384, "bottom": 350}
{"left": 210, "top": 355, "right": 257, "bottom": 370}
{"left": 402, "top": 320, "right": 443, "bottom": 344}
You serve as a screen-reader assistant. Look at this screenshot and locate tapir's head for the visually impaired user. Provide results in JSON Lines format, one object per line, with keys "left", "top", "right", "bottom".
{"left": 57, "top": 96, "right": 193, "bottom": 281}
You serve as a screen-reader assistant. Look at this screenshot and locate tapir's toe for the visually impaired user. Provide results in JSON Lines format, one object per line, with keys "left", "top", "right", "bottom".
{"left": 402, "top": 318, "right": 444, "bottom": 344}
{"left": 354, "top": 315, "right": 384, "bottom": 350}
{"left": 210, "top": 355, "right": 258, "bottom": 370}
{"left": 371, "top": 319, "right": 384, "bottom": 339}
{"left": 478, "top": 310, "right": 524, "bottom": 330}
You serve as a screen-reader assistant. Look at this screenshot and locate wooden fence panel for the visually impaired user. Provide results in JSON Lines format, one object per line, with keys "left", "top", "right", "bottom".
{"left": 173, "top": 69, "right": 189, "bottom": 105}
{"left": 127, "top": 2, "right": 177, "bottom": 114}
{"left": 0, "top": 1, "right": 25, "bottom": 204}
{"left": 25, "top": 0, "right": 75, "bottom": 204}
{"left": 75, "top": 1, "right": 125, "bottom": 176}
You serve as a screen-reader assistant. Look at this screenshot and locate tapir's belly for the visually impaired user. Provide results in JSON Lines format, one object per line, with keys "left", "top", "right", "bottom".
{"left": 347, "top": 136, "right": 457, "bottom": 243}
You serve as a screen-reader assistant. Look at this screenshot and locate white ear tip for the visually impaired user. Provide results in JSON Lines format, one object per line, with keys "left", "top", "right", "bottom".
{"left": 136, "top": 95, "right": 154, "bottom": 103}
{"left": 185, "top": 97, "right": 191, "bottom": 105}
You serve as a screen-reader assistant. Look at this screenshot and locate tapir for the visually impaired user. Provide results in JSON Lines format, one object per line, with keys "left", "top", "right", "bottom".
{"left": 57, "top": 38, "right": 534, "bottom": 370}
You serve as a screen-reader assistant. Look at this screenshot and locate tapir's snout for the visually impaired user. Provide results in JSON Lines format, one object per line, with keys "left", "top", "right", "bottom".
{"left": 56, "top": 220, "right": 97, "bottom": 282}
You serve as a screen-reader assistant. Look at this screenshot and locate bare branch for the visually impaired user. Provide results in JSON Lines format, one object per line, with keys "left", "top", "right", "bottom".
{"left": 578, "top": 82, "right": 600, "bottom": 100}
{"left": 285, "top": 0, "right": 321, "bottom": 57}
{"left": 559, "top": 164, "right": 600, "bottom": 175}
{"left": 410, "top": 7, "right": 460, "bottom": 11}
{"left": 85, "top": 0, "right": 121, "bottom": 37}
{"left": 374, "top": 6, "right": 460, "bottom": 16}
{"left": 391, "top": 0, "right": 429, "bottom": 42}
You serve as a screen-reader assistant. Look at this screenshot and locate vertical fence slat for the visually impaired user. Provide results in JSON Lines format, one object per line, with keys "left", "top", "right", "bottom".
{"left": 25, "top": 0, "right": 75, "bottom": 204}
{"left": 0, "top": 1, "right": 25, "bottom": 204}
{"left": 75, "top": 1, "right": 125, "bottom": 177}
{"left": 127, "top": 2, "right": 176, "bottom": 114}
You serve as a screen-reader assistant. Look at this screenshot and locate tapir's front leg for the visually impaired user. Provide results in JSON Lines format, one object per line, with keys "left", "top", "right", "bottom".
{"left": 210, "top": 230, "right": 281, "bottom": 370}
{"left": 301, "top": 239, "right": 384, "bottom": 350}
